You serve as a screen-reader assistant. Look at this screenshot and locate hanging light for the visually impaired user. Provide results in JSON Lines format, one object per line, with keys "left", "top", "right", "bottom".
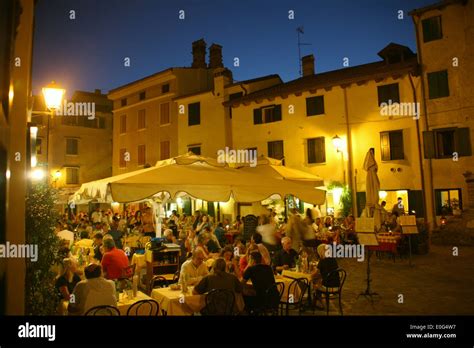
{"left": 332, "top": 135, "right": 343, "bottom": 152}
{"left": 42, "top": 81, "right": 66, "bottom": 111}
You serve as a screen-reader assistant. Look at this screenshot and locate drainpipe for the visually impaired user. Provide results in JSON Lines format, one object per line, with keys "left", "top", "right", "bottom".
{"left": 342, "top": 86, "right": 356, "bottom": 216}
{"left": 412, "top": 14, "right": 436, "bottom": 239}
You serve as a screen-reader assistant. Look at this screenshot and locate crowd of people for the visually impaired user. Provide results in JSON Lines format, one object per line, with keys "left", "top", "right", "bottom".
{"left": 53, "top": 199, "right": 408, "bottom": 315}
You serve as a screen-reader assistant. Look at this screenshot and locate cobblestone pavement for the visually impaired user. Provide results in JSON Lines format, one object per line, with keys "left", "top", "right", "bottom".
{"left": 299, "top": 245, "right": 474, "bottom": 316}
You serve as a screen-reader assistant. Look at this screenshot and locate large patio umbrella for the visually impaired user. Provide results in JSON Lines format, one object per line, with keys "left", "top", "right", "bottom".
{"left": 363, "top": 148, "right": 381, "bottom": 227}
{"left": 234, "top": 155, "right": 324, "bottom": 187}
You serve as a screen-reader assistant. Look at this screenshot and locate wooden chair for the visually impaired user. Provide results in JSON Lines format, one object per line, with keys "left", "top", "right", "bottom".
{"left": 203, "top": 289, "right": 235, "bottom": 316}
{"left": 280, "top": 278, "right": 309, "bottom": 315}
{"left": 149, "top": 275, "right": 169, "bottom": 294}
{"left": 255, "top": 282, "right": 285, "bottom": 316}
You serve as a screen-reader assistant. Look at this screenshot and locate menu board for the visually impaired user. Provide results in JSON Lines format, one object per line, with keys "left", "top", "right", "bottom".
{"left": 355, "top": 217, "right": 375, "bottom": 232}
{"left": 357, "top": 233, "right": 379, "bottom": 246}
{"left": 242, "top": 214, "right": 259, "bottom": 241}
{"left": 399, "top": 215, "right": 417, "bottom": 226}
{"left": 401, "top": 226, "right": 419, "bottom": 234}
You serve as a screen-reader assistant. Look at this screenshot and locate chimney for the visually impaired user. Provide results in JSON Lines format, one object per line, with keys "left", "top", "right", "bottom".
{"left": 213, "top": 68, "right": 233, "bottom": 97}
{"left": 192, "top": 39, "right": 207, "bottom": 68}
{"left": 302, "top": 54, "right": 315, "bottom": 76}
{"left": 209, "top": 43, "right": 223, "bottom": 68}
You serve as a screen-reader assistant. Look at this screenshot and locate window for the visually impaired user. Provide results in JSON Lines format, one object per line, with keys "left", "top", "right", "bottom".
{"left": 160, "top": 102, "right": 170, "bottom": 125}
{"left": 139, "top": 91, "right": 146, "bottom": 101}
{"left": 138, "top": 109, "right": 146, "bottom": 129}
{"left": 377, "top": 83, "right": 400, "bottom": 106}
{"left": 423, "top": 127, "right": 472, "bottom": 159}
{"left": 422, "top": 16, "right": 442, "bottom": 42}
{"left": 188, "top": 145, "right": 201, "bottom": 155}
{"left": 307, "top": 137, "right": 326, "bottom": 164}
{"left": 434, "top": 189, "right": 462, "bottom": 215}
{"left": 66, "top": 138, "right": 78, "bottom": 155}
{"left": 138, "top": 144, "right": 146, "bottom": 165}
{"left": 427, "top": 70, "right": 449, "bottom": 99}
{"left": 253, "top": 105, "right": 282, "bottom": 124}
{"left": 120, "top": 115, "right": 127, "bottom": 134}
{"left": 380, "top": 130, "right": 404, "bottom": 161}
{"left": 268, "top": 140, "right": 284, "bottom": 161}
{"left": 65, "top": 167, "right": 79, "bottom": 185}
{"left": 188, "top": 102, "right": 200, "bottom": 126}
{"left": 36, "top": 138, "right": 43, "bottom": 155}
{"left": 160, "top": 141, "right": 170, "bottom": 160}
{"left": 119, "top": 148, "right": 127, "bottom": 168}
{"left": 162, "top": 84, "right": 170, "bottom": 94}
{"left": 121, "top": 98, "right": 127, "bottom": 107}
{"left": 306, "top": 96, "right": 325, "bottom": 116}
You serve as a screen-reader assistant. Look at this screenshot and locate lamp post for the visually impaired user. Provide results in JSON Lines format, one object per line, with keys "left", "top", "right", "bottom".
{"left": 34, "top": 81, "right": 65, "bottom": 182}
{"left": 332, "top": 135, "right": 346, "bottom": 185}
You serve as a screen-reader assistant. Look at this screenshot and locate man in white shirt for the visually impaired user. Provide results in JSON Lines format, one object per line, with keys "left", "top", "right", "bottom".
{"left": 68, "top": 264, "right": 117, "bottom": 315}
{"left": 179, "top": 249, "right": 209, "bottom": 285}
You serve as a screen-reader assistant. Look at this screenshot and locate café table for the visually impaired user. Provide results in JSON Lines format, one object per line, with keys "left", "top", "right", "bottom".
{"left": 369, "top": 233, "right": 401, "bottom": 261}
{"left": 151, "top": 286, "right": 245, "bottom": 315}
{"left": 117, "top": 290, "right": 154, "bottom": 315}
{"left": 281, "top": 269, "right": 314, "bottom": 309}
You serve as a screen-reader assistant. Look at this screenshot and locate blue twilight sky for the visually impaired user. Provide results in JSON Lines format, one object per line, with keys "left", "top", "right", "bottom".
{"left": 32, "top": 0, "right": 435, "bottom": 97}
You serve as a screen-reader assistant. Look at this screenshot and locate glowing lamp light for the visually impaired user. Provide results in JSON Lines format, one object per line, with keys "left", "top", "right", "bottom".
{"left": 54, "top": 170, "right": 62, "bottom": 180}
{"left": 42, "top": 81, "right": 66, "bottom": 111}
{"left": 379, "top": 190, "right": 388, "bottom": 200}
{"left": 31, "top": 168, "right": 45, "bottom": 181}
{"left": 332, "top": 135, "right": 343, "bottom": 151}
{"left": 440, "top": 216, "right": 447, "bottom": 225}
{"left": 332, "top": 187, "right": 343, "bottom": 205}
{"left": 6, "top": 169, "right": 11, "bottom": 180}
{"left": 111, "top": 202, "right": 120, "bottom": 208}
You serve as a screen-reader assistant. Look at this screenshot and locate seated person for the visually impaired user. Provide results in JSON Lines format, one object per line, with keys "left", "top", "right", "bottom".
{"left": 273, "top": 237, "right": 298, "bottom": 273}
{"left": 214, "top": 222, "right": 227, "bottom": 247}
{"left": 55, "top": 258, "right": 81, "bottom": 302}
{"left": 239, "top": 243, "right": 259, "bottom": 274}
{"left": 203, "top": 230, "right": 221, "bottom": 254}
{"left": 74, "top": 231, "right": 94, "bottom": 249}
{"left": 221, "top": 245, "right": 241, "bottom": 279}
{"left": 92, "top": 233, "right": 104, "bottom": 262}
{"left": 241, "top": 251, "right": 278, "bottom": 312}
{"left": 179, "top": 249, "right": 209, "bottom": 286}
{"left": 101, "top": 238, "right": 130, "bottom": 280}
{"left": 163, "top": 229, "right": 177, "bottom": 244}
{"left": 68, "top": 263, "right": 117, "bottom": 315}
{"left": 311, "top": 244, "right": 340, "bottom": 307}
{"left": 250, "top": 233, "right": 271, "bottom": 266}
{"left": 56, "top": 224, "right": 74, "bottom": 249}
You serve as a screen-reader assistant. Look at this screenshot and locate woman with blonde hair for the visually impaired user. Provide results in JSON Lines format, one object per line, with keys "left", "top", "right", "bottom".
{"left": 55, "top": 258, "right": 81, "bottom": 315}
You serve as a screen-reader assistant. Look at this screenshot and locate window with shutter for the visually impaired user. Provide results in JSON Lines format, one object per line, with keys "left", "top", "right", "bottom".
{"left": 254, "top": 105, "right": 282, "bottom": 124}
{"left": 66, "top": 138, "right": 78, "bottom": 155}
{"left": 160, "top": 141, "right": 170, "bottom": 160}
{"left": 160, "top": 102, "right": 170, "bottom": 125}
{"left": 380, "top": 132, "right": 391, "bottom": 161}
{"left": 188, "top": 145, "right": 201, "bottom": 155}
{"left": 268, "top": 140, "right": 284, "bottom": 161}
{"left": 120, "top": 115, "right": 127, "bottom": 133}
{"left": 422, "top": 16, "right": 442, "bottom": 42}
{"left": 66, "top": 167, "right": 79, "bottom": 185}
{"left": 119, "top": 148, "right": 127, "bottom": 168}
{"left": 436, "top": 130, "right": 455, "bottom": 158}
{"left": 455, "top": 127, "right": 472, "bottom": 157}
{"left": 253, "top": 108, "right": 262, "bottom": 124}
{"left": 188, "top": 102, "right": 200, "bottom": 126}
{"left": 423, "top": 131, "right": 435, "bottom": 159}
{"left": 377, "top": 83, "right": 400, "bottom": 106}
{"left": 307, "top": 137, "right": 325, "bottom": 164}
{"left": 138, "top": 109, "right": 146, "bottom": 129}
{"left": 306, "top": 96, "right": 325, "bottom": 116}
{"left": 428, "top": 70, "right": 449, "bottom": 99}
{"left": 380, "top": 130, "right": 404, "bottom": 161}
{"left": 138, "top": 144, "right": 146, "bottom": 165}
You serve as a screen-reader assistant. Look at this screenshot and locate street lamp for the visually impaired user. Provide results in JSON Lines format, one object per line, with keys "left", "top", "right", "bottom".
{"left": 33, "top": 81, "right": 66, "bottom": 182}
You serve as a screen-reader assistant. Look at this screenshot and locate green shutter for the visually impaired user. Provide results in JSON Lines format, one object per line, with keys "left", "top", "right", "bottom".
{"left": 389, "top": 131, "right": 404, "bottom": 160}
{"left": 273, "top": 104, "right": 282, "bottom": 121}
{"left": 315, "top": 137, "right": 325, "bottom": 163}
{"left": 423, "top": 131, "right": 436, "bottom": 159}
{"left": 455, "top": 127, "right": 472, "bottom": 157}
{"left": 434, "top": 190, "right": 442, "bottom": 215}
{"left": 307, "top": 138, "right": 316, "bottom": 163}
{"left": 253, "top": 108, "right": 262, "bottom": 124}
{"left": 207, "top": 202, "right": 215, "bottom": 217}
{"left": 408, "top": 190, "right": 424, "bottom": 217}
{"left": 380, "top": 132, "right": 391, "bottom": 161}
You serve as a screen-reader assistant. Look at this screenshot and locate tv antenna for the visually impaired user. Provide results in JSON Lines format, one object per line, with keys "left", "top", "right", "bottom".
{"left": 297, "top": 26, "right": 312, "bottom": 76}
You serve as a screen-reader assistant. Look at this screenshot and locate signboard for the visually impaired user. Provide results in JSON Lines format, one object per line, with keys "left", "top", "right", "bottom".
{"left": 242, "top": 214, "right": 258, "bottom": 241}
{"left": 399, "top": 215, "right": 416, "bottom": 226}
{"left": 355, "top": 217, "right": 375, "bottom": 232}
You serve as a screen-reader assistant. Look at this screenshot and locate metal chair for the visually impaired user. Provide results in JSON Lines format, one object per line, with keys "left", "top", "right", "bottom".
{"left": 85, "top": 305, "right": 120, "bottom": 316}
{"left": 315, "top": 268, "right": 347, "bottom": 316}
{"left": 149, "top": 275, "right": 169, "bottom": 294}
{"left": 118, "top": 264, "right": 136, "bottom": 280}
{"left": 126, "top": 299, "right": 160, "bottom": 316}
{"left": 256, "top": 282, "right": 285, "bottom": 316}
{"left": 203, "top": 289, "right": 235, "bottom": 315}
{"left": 172, "top": 271, "right": 180, "bottom": 283}
{"left": 280, "top": 278, "right": 309, "bottom": 315}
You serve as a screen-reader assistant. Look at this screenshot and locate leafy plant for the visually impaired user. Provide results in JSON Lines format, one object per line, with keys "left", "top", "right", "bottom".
{"left": 327, "top": 181, "right": 353, "bottom": 218}
{"left": 25, "top": 183, "right": 63, "bottom": 315}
